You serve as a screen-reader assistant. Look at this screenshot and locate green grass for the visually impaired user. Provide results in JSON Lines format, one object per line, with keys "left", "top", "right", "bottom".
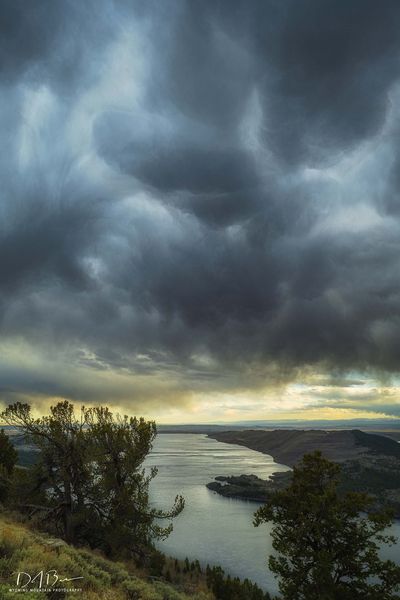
{"left": 0, "top": 515, "right": 213, "bottom": 600}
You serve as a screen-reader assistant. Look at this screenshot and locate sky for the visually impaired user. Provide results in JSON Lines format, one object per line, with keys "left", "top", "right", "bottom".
{"left": 1, "top": 0, "right": 400, "bottom": 423}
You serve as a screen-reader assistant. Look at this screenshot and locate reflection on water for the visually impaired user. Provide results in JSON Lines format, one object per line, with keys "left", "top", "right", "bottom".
{"left": 145, "top": 433, "right": 289, "bottom": 592}
{"left": 145, "top": 433, "right": 400, "bottom": 593}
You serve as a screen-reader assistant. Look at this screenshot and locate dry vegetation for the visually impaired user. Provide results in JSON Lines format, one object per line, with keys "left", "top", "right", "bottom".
{"left": 0, "top": 514, "right": 213, "bottom": 600}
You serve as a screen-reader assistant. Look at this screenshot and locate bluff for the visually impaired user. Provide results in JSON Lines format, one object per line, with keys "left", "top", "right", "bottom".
{"left": 208, "top": 428, "right": 400, "bottom": 467}
{"left": 207, "top": 429, "right": 400, "bottom": 516}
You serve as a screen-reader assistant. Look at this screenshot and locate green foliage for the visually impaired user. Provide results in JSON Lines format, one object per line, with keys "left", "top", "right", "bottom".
{"left": 0, "top": 428, "right": 18, "bottom": 503}
{"left": 85, "top": 406, "right": 184, "bottom": 559}
{"left": 7, "top": 464, "right": 47, "bottom": 509}
{"left": 1, "top": 402, "right": 91, "bottom": 542}
{"left": 0, "top": 429, "right": 18, "bottom": 475}
{"left": 1, "top": 401, "right": 184, "bottom": 560}
{"left": 148, "top": 549, "right": 166, "bottom": 576}
{"left": 205, "top": 564, "right": 271, "bottom": 600}
{"left": 0, "top": 515, "right": 209, "bottom": 600}
{"left": 254, "top": 451, "right": 400, "bottom": 600}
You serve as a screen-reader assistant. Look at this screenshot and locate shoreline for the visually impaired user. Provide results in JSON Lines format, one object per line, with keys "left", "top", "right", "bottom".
{"left": 206, "top": 430, "right": 400, "bottom": 519}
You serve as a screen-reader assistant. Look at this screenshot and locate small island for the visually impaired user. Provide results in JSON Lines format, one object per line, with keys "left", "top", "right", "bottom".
{"left": 207, "top": 472, "right": 291, "bottom": 502}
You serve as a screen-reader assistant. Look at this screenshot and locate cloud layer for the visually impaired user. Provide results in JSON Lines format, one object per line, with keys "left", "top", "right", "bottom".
{"left": 1, "top": 0, "right": 400, "bottom": 418}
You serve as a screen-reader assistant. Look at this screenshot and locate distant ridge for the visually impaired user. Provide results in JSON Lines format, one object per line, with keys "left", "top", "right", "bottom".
{"left": 158, "top": 424, "right": 244, "bottom": 434}
{"left": 206, "top": 429, "right": 400, "bottom": 517}
{"left": 157, "top": 419, "right": 400, "bottom": 434}
{"left": 208, "top": 429, "right": 400, "bottom": 467}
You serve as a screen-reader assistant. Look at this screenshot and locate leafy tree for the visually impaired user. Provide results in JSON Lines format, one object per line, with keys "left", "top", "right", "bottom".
{"left": 0, "top": 428, "right": 18, "bottom": 503}
{"left": 1, "top": 401, "right": 184, "bottom": 559}
{"left": 0, "top": 429, "right": 18, "bottom": 475}
{"left": 254, "top": 451, "right": 400, "bottom": 600}
{"left": 84, "top": 406, "right": 184, "bottom": 559}
{"left": 1, "top": 401, "right": 90, "bottom": 542}
{"left": 205, "top": 564, "right": 271, "bottom": 600}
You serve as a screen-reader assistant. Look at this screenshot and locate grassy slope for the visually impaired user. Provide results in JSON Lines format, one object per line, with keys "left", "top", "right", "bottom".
{"left": 209, "top": 428, "right": 400, "bottom": 466}
{"left": 352, "top": 429, "right": 400, "bottom": 458}
{"left": 0, "top": 515, "right": 213, "bottom": 600}
{"left": 208, "top": 429, "right": 364, "bottom": 466}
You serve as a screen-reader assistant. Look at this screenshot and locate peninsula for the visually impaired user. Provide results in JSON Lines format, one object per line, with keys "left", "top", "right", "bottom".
{"left": 206, "top": 429, "right": 400, "bottom": 517}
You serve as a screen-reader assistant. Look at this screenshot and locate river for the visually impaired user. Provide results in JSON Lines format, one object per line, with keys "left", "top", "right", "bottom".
{"left": 145, "top": 433, "right": 400, "bottom": 593}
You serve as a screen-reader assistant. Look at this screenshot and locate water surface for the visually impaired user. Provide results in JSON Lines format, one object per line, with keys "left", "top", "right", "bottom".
{"left": 145, "top": 433, "right": 290, "bottom": 592}
{"left": 145, "top": 433, "right": 400, "bottom": 593}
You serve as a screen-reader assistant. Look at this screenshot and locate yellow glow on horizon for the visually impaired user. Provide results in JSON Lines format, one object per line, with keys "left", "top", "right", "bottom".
{"left": 0, "top": 339, "right": 399, "bottom": 425}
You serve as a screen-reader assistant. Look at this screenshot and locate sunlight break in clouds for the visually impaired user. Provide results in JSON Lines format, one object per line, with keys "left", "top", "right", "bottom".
{"left": 1, "top": 1, "right": 400, "bottom": 423}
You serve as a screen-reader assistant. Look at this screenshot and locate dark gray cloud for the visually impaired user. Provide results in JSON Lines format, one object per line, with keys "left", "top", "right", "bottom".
{"left": 1, "top": 0, "right": 400, "bottom": 412}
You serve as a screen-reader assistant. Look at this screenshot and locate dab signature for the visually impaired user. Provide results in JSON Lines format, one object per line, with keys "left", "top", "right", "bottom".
{"left": 16, "top": 570, "right": 84, "bottom": 589}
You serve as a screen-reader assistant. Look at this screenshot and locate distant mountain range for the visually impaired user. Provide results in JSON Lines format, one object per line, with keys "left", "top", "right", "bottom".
{"left": 158, "top": 419, "right": 400, "bottom": 437}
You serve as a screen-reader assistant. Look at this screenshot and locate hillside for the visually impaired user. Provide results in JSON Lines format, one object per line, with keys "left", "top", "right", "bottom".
{"left": 208, "top": 429, "right": 400, "bottom": 467}
{"left": 206, "top": 429, "right": 400, "bottom": 517}
{"left": 0, "top": 515, "right": 212, "bottom": 600}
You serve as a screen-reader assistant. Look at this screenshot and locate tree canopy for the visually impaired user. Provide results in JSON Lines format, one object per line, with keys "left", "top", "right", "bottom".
{"left": 0, "top": 428, "right": 18, "bottom": 475}
{"left": 1, "top": 401, "right": 184, "bottom": 560}
{"left": 254, "top": 451, "right": 400, "bottom": 600}
{"left": 0, "top": 428, "right": 18, "bottom": 503}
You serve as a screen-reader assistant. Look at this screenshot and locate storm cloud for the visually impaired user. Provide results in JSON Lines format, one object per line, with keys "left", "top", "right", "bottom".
{"left": 1, "top": 0, "right": 400, "bottom": 417}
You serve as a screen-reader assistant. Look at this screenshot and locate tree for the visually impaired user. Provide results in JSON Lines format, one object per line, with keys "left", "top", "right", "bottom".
{"left": 1, "top": 401, "right": 90, "bottom": 541}
{"left": 0, "top": 428, "right": 18, "bottom": 503}
{"left": 0, "top": 429, "right": 18, "bottom": 475}
{"left": 254, "top": 451, "right": 400, "bottom": 600}
{"left": 84, "top": 406, "right": 184, "bottom": 559}
{"left": 1, "top": 401, "right": 184, "bottom": 559}
{"left": 205, "top": 565, "right": 271, "bottom": 600}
